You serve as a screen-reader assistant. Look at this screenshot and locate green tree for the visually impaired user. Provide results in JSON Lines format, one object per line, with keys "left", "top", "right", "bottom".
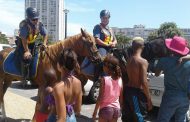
{"left": 157, "top": 22, "right": 182, "bottom": 38}
{"left": 0, "top": 33, "right": 9, "bottom": 44}
{"left": 147, "top": 31, "right": 158, "bottom": 42}
{"left": 115, "top": 34, "right": 131, "bottom": 48}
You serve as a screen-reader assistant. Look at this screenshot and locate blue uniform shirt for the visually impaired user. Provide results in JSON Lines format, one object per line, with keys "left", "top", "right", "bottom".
{"left": 93, "top": 24, "right": 115, "bottom": 51}
{"left": 19, "top": 19, "right": 47, "bottom": 39}
{"left": 156, "top": 56, "right": 190, "bottom": 93}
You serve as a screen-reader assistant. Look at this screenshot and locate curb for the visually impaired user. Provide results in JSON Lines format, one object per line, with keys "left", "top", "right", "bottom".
{"left": 4, "top": 91, "right": 36, "bottom": 120}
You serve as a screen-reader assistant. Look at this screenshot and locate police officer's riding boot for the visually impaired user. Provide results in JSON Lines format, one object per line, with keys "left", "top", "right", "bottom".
{"left": 23, "top": 63, "right": 29, "bottom": 79}
{"left": 22, "top": 59, "right": 32, "bottom": 87}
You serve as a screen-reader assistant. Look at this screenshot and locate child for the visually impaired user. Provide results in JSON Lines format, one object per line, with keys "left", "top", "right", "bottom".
{"left": 33, "top": 68, "right": 57, "bottom": 122}
{"left": 46, "top": 48, "right": 82, "bottom": 122}
{"left": 92, "top": 54, "right": 123, "bottom": 122}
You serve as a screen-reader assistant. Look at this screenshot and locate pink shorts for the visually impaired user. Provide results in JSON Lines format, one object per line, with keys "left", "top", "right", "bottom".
{"left": 99, "top": 107, "right": 121, "bottom": 120}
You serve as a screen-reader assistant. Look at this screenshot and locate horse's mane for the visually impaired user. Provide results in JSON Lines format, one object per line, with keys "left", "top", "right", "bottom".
{"left": 44, "top": 33, "right": 82, "bottom": 64}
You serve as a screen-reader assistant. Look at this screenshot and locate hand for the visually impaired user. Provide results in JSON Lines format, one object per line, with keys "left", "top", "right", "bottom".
{"left": 24, "top": 51, "right": 32, "bottom": 59}
{"left": 110, "top": 43, "right": 116, "bottom": 47}
{"left": 92, "top": 111, "right": 97, "bottom": 121}
{"left": 147, "top": 99, "right": 153, "bottom": 111}
{"left": 178, "top": 57, "right": 183, "bottom": 64}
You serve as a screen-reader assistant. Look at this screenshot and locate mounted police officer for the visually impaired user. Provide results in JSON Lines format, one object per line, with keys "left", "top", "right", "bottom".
{"left": 17, "top": 7, "right": 48, "bottom": 84}
{"left": 93, "top": 9, "right": 117, "bottom": 56}
{"left": 93, "top": 9, "right": 118, "bottom": 81}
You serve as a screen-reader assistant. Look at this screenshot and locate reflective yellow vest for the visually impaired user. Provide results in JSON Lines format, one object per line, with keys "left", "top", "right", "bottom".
{"left": 19, "top": 20, "right": 40, "bottom": 44}
{"left": 100, "top": 24, "right": 113, "bottom": 44}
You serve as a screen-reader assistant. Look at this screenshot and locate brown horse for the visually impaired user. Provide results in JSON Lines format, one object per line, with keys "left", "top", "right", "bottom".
{"left": 0, "top": 29, "right": 101, "bottom": 119}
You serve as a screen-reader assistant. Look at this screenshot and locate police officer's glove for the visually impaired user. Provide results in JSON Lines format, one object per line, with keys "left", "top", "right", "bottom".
{"left": 40, "top": 44, "right": 47, "bottom": 51}
{"left": 24, "top": 51, "right": 32, "bottom": 59}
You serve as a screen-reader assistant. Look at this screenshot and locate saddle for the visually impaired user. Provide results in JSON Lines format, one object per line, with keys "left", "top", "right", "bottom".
{"left": 3, "top": 39, "right": 40, "bottom": 79}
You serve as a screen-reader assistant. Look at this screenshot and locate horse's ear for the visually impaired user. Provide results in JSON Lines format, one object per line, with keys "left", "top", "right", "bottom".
{"left": 81, "top": 28, "right": 87, "bottom": 37}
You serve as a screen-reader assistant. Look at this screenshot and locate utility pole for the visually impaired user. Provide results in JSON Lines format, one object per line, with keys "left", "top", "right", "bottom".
{"left": 63, "top": 9, "right": 69, "bottom": 39}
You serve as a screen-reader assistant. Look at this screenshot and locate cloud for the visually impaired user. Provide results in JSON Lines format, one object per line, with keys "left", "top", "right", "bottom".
{"left": 67, "top": 3, "right": 95, "bottom": 13}
{"left": 0, "top": 0, "right": 24, "bottom": 35}
{"left": 68, "top": 23, "right": 92, "bottom": 36}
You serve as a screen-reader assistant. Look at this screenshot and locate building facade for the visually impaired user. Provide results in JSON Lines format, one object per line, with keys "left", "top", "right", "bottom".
{"left": 25, "top": 0, "right": 64, "bottom": 42}
{"left": 112, "top": 25, "right": 190, "bottom": 41}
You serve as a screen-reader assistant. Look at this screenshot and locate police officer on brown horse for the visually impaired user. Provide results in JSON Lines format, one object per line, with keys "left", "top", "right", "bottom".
{"left": 17, "top": 7, "right": 48, "bottom": 85}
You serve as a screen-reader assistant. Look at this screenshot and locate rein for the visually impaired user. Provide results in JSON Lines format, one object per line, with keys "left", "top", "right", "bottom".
{"left": 39, "top": 47, "right": 58, "bottom": 65}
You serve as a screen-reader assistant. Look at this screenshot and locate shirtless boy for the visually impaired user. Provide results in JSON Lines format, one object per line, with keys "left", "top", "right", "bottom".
{"left": 122, "top": 37, "right": 152, "bottom": 122}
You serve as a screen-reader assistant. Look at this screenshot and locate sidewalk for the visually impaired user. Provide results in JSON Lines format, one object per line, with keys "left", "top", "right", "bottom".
{"left": 4, "top": 91, "right": 36, "bottom": 122}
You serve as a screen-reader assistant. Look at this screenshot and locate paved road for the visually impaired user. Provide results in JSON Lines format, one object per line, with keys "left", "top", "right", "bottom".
{"left": 7, "top": 81, "right": 158, "bottom": 122}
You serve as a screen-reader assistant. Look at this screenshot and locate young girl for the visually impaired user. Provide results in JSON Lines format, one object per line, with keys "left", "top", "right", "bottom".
{"left": 46, "top": 48, "right": 82, "bottom": 122}
{"left": 92, "top": 54, "right": 123, "bottom": 122}
{"left": 34, "top": 68, "right": 57, "bottom": 122}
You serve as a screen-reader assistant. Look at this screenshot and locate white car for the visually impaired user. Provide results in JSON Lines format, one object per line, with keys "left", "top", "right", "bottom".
{"left": 0, "top": 44, "right": 11, "bottom": 51}
{"left": 148, "top": 73, "right": 164, "bottom": 107}
{"left": 148, "top": 73, "right": 190, "bottom": 120}
{"left": 84, "top": 79, "right": 100, "bottom": 103}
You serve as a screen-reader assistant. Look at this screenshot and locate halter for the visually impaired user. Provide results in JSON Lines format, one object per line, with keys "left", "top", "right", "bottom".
{"left": 82, "top": 39, "right": 101, "bottom": 64}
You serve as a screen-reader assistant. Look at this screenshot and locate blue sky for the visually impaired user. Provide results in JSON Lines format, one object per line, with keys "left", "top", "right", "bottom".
{"left": 0, "top": 0, "right": 190, "bottom": 36}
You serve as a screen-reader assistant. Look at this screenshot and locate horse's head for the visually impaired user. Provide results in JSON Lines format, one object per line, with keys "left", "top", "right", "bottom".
{"left": 142, "top": 37, "right": 169, "bottom": 62}
{"left": 109, "top": 48, "right": 127, "bottom": 66}
{"left": 149, "top": 37, "right": 169, "bottom": 58}
{"left": 79, "top": 28, "right": 101, "bottom": 63}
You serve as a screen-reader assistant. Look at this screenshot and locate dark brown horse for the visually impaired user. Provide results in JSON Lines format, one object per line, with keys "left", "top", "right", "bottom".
{"left": 112, "top": 37, "right": 169, "bottom": 88}
{"left": 0, "top": 29, "right": 101, "bottom": 118}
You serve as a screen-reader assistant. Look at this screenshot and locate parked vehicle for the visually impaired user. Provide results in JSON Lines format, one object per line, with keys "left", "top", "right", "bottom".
{"left": 84, "top": 79, "right": 100, "bottom": 103}
{"left": 0, "top": 44, "right": 11, "bottom": 51}
{"left": 148, "top": 73, "right": 164, "bottom": 107}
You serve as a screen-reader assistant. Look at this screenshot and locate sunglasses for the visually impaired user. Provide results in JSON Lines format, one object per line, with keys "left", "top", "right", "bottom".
{"left": 31, "top": 19, "right": 38, "bottom": 22}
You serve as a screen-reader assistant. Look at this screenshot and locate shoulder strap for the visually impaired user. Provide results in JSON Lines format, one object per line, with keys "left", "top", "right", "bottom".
{"left": 19, "top": 19, "right": 33, "bottom": 34}
{"left": 99, "top": 24, "right": 112, "bottom": 37}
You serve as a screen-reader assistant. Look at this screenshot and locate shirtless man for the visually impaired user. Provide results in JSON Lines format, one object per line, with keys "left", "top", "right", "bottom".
{"left": 122, "top": 37, "right": 152, "bottom": 122}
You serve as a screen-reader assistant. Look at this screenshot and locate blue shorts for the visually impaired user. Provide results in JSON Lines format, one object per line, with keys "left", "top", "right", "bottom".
{"left": 47, "top": 113, "right": 77, "bottom": 122}
{"left": 157, "top": 91, "right": 189, "bottom": 122}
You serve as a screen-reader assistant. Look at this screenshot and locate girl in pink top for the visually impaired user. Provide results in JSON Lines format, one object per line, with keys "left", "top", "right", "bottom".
{"left": 92, "top": 54, "right": 123, "bottom": 122}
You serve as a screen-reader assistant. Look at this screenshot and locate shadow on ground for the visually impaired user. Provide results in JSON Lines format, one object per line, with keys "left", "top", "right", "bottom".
{"left": 76, "top": 114, "right": 94, "bottom": 122}
{"left": 1, "top": 117, "right": 31, "bottom": 122}
{"left": 10, "top": 81, "right": 37, "bottom": 90}
{"left": 2, "top": 115, "right": 94, "bottom": 122}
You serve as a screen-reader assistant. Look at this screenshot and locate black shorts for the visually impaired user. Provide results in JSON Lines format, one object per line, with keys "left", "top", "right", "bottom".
{"left": 122, "top": 86, "right": 148, "bottom": 122}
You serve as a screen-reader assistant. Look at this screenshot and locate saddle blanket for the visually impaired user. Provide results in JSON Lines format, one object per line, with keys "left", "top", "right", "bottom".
{"left": 3, "top": 50, "right": 39, "bottom": 78}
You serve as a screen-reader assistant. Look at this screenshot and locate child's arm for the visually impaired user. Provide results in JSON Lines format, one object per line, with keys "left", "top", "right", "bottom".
{"left": 119, "top": 78, "right": 123, "bottom": 109}
{"left": 179, "top": 54, "right": 190, "bottom": 64}
{"left": 92, "top": 78, "right": 105, "bottom": 120}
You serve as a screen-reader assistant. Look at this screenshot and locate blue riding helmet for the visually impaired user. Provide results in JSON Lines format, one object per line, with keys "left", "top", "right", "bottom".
{"left": 100, "top": 10, "right": 110, "bottom": 18}
{"left": 26, "top": 7, "right": 39, "bottom": 19}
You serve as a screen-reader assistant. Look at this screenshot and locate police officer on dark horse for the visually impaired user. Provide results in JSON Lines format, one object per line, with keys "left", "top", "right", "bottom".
{"left": 82, "top": 10, "right": 118, "bottom": 82}
{"left": 17, "top": 7, "right": 48, "bottom": 86}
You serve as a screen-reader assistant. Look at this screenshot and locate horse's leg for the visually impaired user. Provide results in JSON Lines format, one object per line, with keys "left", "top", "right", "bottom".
{"left": 0, "top": 77, "right": 6, "bottom": 121}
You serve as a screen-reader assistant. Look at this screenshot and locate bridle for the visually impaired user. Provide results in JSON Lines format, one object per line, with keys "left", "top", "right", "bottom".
{"left": 82, "top": 39, "right": 101, "bottom": 64}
